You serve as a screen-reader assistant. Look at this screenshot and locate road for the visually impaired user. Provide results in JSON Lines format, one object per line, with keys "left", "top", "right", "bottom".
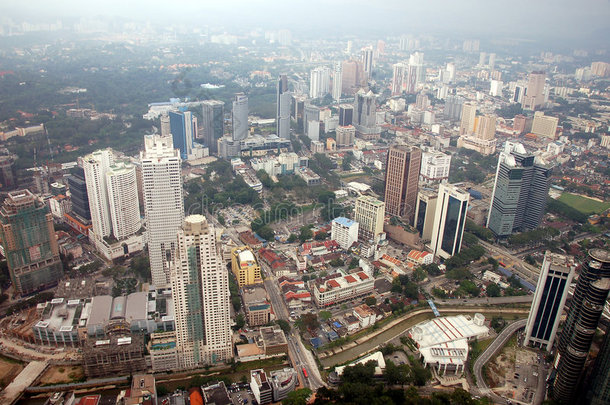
{"left": 435, "top": 296, "right": 534, "bottom": 306}
{"left": 473, "top": 318, "right": 527, "bottom": 404}
{"left": 479, "top": 240, "right": 540, "bottom": 286}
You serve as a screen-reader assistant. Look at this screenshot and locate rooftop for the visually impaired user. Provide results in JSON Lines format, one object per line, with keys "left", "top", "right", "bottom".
{"left": 333, "top": 217, "right": 356, "bottom": 227}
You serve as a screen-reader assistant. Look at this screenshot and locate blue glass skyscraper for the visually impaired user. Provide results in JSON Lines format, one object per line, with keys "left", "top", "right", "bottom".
{"left": 169, "top": 110, "right": 195, "bottom": 160}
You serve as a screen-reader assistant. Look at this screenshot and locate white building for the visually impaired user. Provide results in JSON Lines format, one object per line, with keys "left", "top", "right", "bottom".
{"left": 353, "top": 304, "right": 377, "bottom": 328}
{"left": 106, "top": 162, "right": 140, "bottom": 240}
{"left": 83, "top": 149, "right": 114, "bottom": 239}
{"left": 531, "top": 111, "right": 559, "bottom": 139}
{"left": 309, "top": 66, "right": 331, "bottom": 99}
{"left": 489, "top": 80, "right": 503, "bottom": 97}
{"left": 354, "top": 196, "right": 385, "bottom": 243}
{"left": 332, "top": 62, "right": 342, "bottom": 101}
{"left": 331, "top": 217, "right": 359, "bottom": 250}
{"left": 312, "top": 271, "right": 374, "bottom": 307}
{"left": 170, "top": 215, "right": 232, "bottom": 368}
{"left": 420, "top": 151, "right": 451, "bottom": 183}
{"left": 141, "top": 135, "right": 184, "bottom": 287}
{"left": 430, "top": 183, "right": 470, "bottom": 259}
{"left": 336, "top": 125, "right": 355, "bottom": 147}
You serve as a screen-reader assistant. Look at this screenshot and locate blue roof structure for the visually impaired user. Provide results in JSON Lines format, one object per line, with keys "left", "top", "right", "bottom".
{"left": 333, "top": 217, "right": 355, "bottom": 227}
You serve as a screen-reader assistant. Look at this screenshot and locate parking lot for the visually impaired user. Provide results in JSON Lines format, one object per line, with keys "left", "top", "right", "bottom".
{"left": 228, "top": 383, "right": 256, "bottom": 405}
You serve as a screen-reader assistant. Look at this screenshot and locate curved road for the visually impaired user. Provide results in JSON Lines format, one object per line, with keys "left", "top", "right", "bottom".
{"left": 473, "top": 318, "right": 527, "bottom": 404}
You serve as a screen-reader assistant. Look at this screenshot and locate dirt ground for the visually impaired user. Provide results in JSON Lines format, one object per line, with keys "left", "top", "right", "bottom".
{"left": 0, "top": 355, "right": 25, "bottom": 389}
{"left": 38, "top": 365, "right": 84, "bottom": 385}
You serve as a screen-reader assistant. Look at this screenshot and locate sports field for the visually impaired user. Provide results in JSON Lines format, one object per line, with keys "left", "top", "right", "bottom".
{"left": 558, "top": 193, "right": 610, "bottom": 214}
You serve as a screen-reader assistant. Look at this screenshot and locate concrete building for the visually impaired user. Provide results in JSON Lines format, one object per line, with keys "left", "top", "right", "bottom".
{"left": 170, "top": 215, "right": 232, "bottom": 368}
{"left": 354, "top": 196, "right": 385, "bottom": 243}
{"left": 331, "top": 217, "right": 359, "bottom": 250}
{"left": 459, "top": 103, "right": 477, "bottom": 135}
{"left": 140, "top": 135, "right": 184, "bottom": 286}
{"left": 270, "top": 368, "right": 298, "bottom": 402}
{"left": 361, "top": 47, "right": 374, "bottom": 79}
{"left": 231, "top": 246, "right": 262, "bottom": 287}
{"left": 443, "top": 95, "right": 463, "bottom": 122}
{"left": 384, "top": 145, "right": 421, "bottom": 222}
{"left": 336, "top": 125, "right": 355, "bottom": 147}
{"left": 531, "top": 111, "right": 559, "bottom": 139}
{"left": 148, "top": 331, "right": 179, "bottom": 372}
{"left": 309, "top": 66, "right": 331, "bottom": 99}
{"left": 83, "top": 149, "right": 114, "bottom": 239}
{"left": 420, "top": 151, "right": 450, "bottom": 183}
{"left": 106, "top": 162, "right": 140, "bottom": 240}
{"left": 430, "top": 183, "right": 469, "bottom": 259}
{"left": 232, "top": 93, "right": 249, "bottom": 141}
{"left": 553, "top": 249, "right": 610, "bottom": 403}
{"left": 487, "top": 142, "right": 552, "bottom": 237}
{"left": 522, "top": 71, "right": 546, "bottom": 110}
{"left": 0, "top": 190, "right": 63, "bottom": 295}
{"left": 202, "top": 100, "right": 224, "bottom": 154}
{"left": 489, "top": 79, "right": 503, "bottom": 97}
{"left": 414, "top": 189, "right": 438, "bottom": 242}
{"left": 338, "top": 104, "right": 354, "bottom": 126}
{"left": 276, "top": 75, "right": 291, "bottom": 139}
{"left": 353, "top": 89, "right": 380, "bottom": 140}
{"left": 332, "top": 62, "right": 342, "bottom": 101}
{"left": 391, "top": 63, "right": 407, "bottom": 95}
{"left": 83, "top": 335, "right": 146, "bottom": 378}
{"left": 524, "top": 252, "right": 574, "bottom": 351}
{"left": 341, "top": 59, "right": 365, "bottom": 95}
{"left": 312, "top": 271, "right": 374, "bottom": 307}
{"left": 251, "top": 369, "right": 274, "bottom": 404}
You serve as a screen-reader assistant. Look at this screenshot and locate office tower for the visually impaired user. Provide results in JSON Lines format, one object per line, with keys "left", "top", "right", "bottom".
{"left": 354, "top": 196, "right": 385, "bottom": 243}
{"left": 531, "top": 111, "right": 559, "bottom": 139}
{"left": 303, "top": 104, "right": 320, "bottom": 139}
{"left": 140, "top": 135, "right": 184, "bottom": 287}
{"left": 202, "top": 100, "right": 224, "bottom": 154}
{"left": 459, "top": 103, "right": 477, "bottom": 135}
{"left": 338, "top": 104, "right": 353, "bottom": 126}
{"left": 478, "top": 52, "right": 487, "bottom": 66}
{"left": 0, "top": 190, "right": 63, "bottom": 295}
{"left": 488, "top": 53, "right": 496, "bottom": 70}
{"left": 430, "top": 183, "right": 469, "bottom": 259}
{"left": 524, "top": 252, "right": 574, "bottom": 351}
{"left": 231, "top": 246, "right": 262, "bottom": 287}
{"left": 446, "top": 63, "right": 456, "bottom": 82}
{"left": 67, "top": 167, "right": 91, "bottom": 221}
{"left": 331, "top": 217, "right": 359, "bottom": 250}
{"left": 414, "top": 189, "right": 438, "bottom": 241}
{"left": 353, "top": 89, "right": 377, "bottom": 127}
{"left": 309, "top": 67, "right": 331, "bottom": 99}
{"left": 341, "top": 60, "right": 365, "bottom": 95}
{"left": 588, "top": 330, "right": 610, "bottom": 405}
{"left": 232, "top": 93, "right": 249, "bottom": 141}
{"left": 444, "top": 95, "right": 464, "bottom": 121}
{"left": 513, "top": 114, "right": 530, "bottom": 134}
{"left": 489, "top": 79, "right": 502, "bottom": 97}
{"left": 275, "top": 75, "right": 291, "bottom": 140}
{"left": 0, "top": 151, "right": 16, "bottom": 190}
{"left": 487, "top": 142, "right": 552, "bottom": 237}
{"left": 332, "top": 62, "right": 342, "bottom": 101}
{"left": 336, "top": 125, "right": 355, "bottom": 147}
{"left": 420, "top": 151, "right": 451, "bottom": 183}
{"left": 291, "top": 94, "right": 306, "bottom": 132}
{"left": 522, "top": 71, "right": 546, "bottom": 110}
{"left": 170, "top": 215, "right": 232, "bottom": 368}
{"left": 106, "top": 162, "right": 140, "bottom": 240}
{"left": 169, "top": 110, "right": 195, "bottom": 160}
{"left": 384, "top": 145, "right": 422, "bottom": 222}
{"left": 361, "top": 47, "right": 374, "bottom": 79}
{"left": 83, "top": 149, "right": 114, "bottom": 239}
{"left": 408, "top": 52, "right": 425, "bottom": 88}
{"left": 391, "top": 63, "right": 407, "bottom": 95}
{"left": 475, "top": 115, "right": 496, "bottom": 140}
{"left": 553, "top": 249, "right": 610, "bottom": 403}
{"left": 160, "top": 113, "right": 171, "bottom": 137}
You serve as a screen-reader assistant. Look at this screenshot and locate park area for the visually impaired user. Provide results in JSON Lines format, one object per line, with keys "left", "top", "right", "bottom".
{"left": 558, "top": 193, "right": 610, "bottom": 214}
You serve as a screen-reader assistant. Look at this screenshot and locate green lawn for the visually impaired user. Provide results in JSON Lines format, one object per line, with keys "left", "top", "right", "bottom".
{"left": 558, "top": 193, "right": 610, "bottom": 214}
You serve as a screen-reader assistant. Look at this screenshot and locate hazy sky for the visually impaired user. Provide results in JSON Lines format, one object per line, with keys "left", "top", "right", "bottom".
{"left": 2, "top": 0, "right": 610, "bottom": 43}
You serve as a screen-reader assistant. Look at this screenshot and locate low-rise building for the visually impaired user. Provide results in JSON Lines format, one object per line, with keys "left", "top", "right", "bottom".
{"left": 270, "top": 368, "right": 298, "bottom": 402}
{"left": 312, "top": 271, "right": 375, "bottom": 307}
{"left": 331, "top": 217, "right": 359, "bottom": 250}
{"left": 231, "top": 246, "right": 262, "bottom": 287}
{"left": 202, "top": 381, "right": 232, "bottom": 405}
{"left": 353, "top": 304, "right": 377, "bottom": 328}
{"left": 296, "top": 167, "right": 321, "bottom": 186}
{"left": 406, "top": 250, "right": 433, "bottom": 266}
{"left": 251, "top": 369, "right": 274, "bottom": 405}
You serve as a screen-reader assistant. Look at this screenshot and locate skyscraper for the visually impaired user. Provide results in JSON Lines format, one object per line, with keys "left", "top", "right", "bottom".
{"left": 552, "top": 249, "right": 610, "bottom": 403}
{"left": 83, "top": 149, "right": 114, "bottom": 239}
{"left": 202, "top": 100, "right": 225, "bottom": 154}
{"left": 459, "top": 103, "right": 477, "bottom": 135}
{"left": 384, "top": 145, "right": 422, "bottom": 222}
{"left": 524, "top": 252, "right": 574, "bottom": 351}
{"left": 338, "top": 104, "right": 353, "bottom": 126}
{"left": 341, "top": 60, "right": 365, "bottom": 95}
{"left": 276, "top": 75, "right": 291, "bottom": 139}
{"left": 487, "top": 142, "right": 552, "bottom": 237}
{"left": 414, "top": 189, "right": 438, "bottom": 242}
{"left": 106, "top": 162, "right": 140, "bottom": 240}
{"left": 232, "top": 93, "right": 249, "bottom": 141}
{"left": 0, "top": 190, "right": 63, "bottom": 295}
{"left": 140, "top": 135, "right": 184, "bottom": 287}
{"left": 430, "top": 183, "right": 470, "bottom": 259}
{"left": 309, "top": 67, "right": 331, "bottom": 99}
{"left": 169, "top": 110, "right": 196, "bottom": 160}
{"left": 332, "top": 62, "right": 342, "bottom": 101}
{"left": 522, "top": 71, "right": 546, "bottom": 111}
{"left": 588, "top": 330, "right": 610, "bottom": 405}
{"left": 67, "top": 167, "right": 91, "bottom": 221}
{"left": 353, "top": 89, "right": 377, "bottom": 127}
{"left": 391, "top": 63, "right": 407, "bottom": 95}
{"left": 170, "top": 215, "right": 232, "bottom": 368}
{"left": 354, "top": 196, "right": 385, "bottom": 243}
{"left": 443, "top": 95, "right": 464, "bottom": 122}
{"left": 361, "top": 47, "right": 374, "bottom": 79}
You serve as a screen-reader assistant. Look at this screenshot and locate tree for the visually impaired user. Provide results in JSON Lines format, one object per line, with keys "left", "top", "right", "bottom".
{"left": 319, "top": 310, "right": 332, "bottom": 321}
{"left": 287, "top": 233, "right": 298, "bottom": 243}
{"left": 365, "top": 296, "right": 377, "bottom": 306}
{"left": 329, "top": 258, "right": 344, "bottom": 267}
{"left": 348, "top": 258, "right": 360, "bottom": 269}
{"left": 315, "top": 231, "right": 328, "bottom": 241}
{"left": 486, "top": 283, "right": 501, "bottom": 297}
{"left": 299, "top": 226, "right": 313, "bottom": 243}
{"left": 341, "top": 361, "right": 377, "bottom": 384}
{"left": 276, "top": 319, "right": 291, "bottom": 334}
{"left": 383, "top": 360, "right": 410, "bottom": 385}
{"left": 233, "top": 313, "right": 246, "bottom": 331}
{"left": 217, "top": 214, "right": 226, "bottom": 226}
{"left": 282, "top": 388, "right": 312, "bottom": 405}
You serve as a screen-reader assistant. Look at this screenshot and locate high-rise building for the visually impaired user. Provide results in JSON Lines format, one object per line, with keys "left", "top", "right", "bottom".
{"left": 0, "top": 151, "right": 16, "bottom": 190}
{"left": 552, "top": 249, "right": 610, "bottom": 403}
{"left": 443, "top": 95, "right": 464, "bottom": 122}
{"left": 169, "top": 110, "right": 196, "bottom": 160}
{"left": 309, "top": 66, "right": 331, "bottom": 99}
{"left": 106, "top": 162, "right": 140, "bottom": 240}
{"left": 474, "top": 115, "right": 496, "bottom": 140}
{"left": 202, "top": 100, "right": 224, "bottom": 154}
{"left": 338, "top": 104, "right": 353, "bottom": 126}
{"left": 232, "top": 93, "right": 249, "bottom": 141}
{"left": 67, "top": 167, "right": 91, "bottom": 221}
{"left": 353, "top": 89, "right": 377, "bottom": 127}
{"left": 361, "top": 47, "right": 374, "bottom": 79}
{"left": 524, "top": 252, "right": 574, "bottom": 351}
{"left": 420, "top": 151, "right": 451, "bottom": 183}
{"left": 332, "top": 62, "right": 342, "bottom": 101}
{"left": 83, "top": 149, "right": 114, "bottom": 239}
{"left": 408, "top": 52, "right": 425, "bottom": 90}
{"left": 160, "top": 113, "right": 171, "bottom": 137}
{"left": 430, "top": 183, "right": 469, "bottom": 259}
{"left": 384, "top": 145, "right": 422, "bottom": 222}
{"left": 331, "top": 217, "right": 359, "bottom": 250}
{"left": 170, "top": 215, "right": 232, "bottom": 368}
{"left": 391, "top": 63, "right": 407, "bottom": 95}
{"left": 414, "top": 189, "right": 438, "bottom": 242}
{"left": 531, "top": 111, "right": 559, "bottom": 139}
{"left": 522, "top": 71, "right": 546, "bottom": 110}
{"left": 336, "top": 125, "right": 355, "bottom": 147}
{"left": 140, "top": 135, "right": 184, "bottom": 286}
{"left": 487, "top": 142, "right": 552, "bottom": 237}
{"left": 588, "top": 330, "right": 610, "bottom": 405}
{"left": 459, "top": 103, "right": 477, "bottom": 135}
{"left": 276, "top": 75, "right": 291, "bottom": 139}
{"left": 0, "top": 190, "right": 63, "bottom": 295}
{"left": 341, "top": 60, "right": 365, "bottom": 95}
{"left": 354, "top": 196, "right": 385, "bottom": 243}
{"left": 231, "top": 246, "right": 262, "bottom": 287}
